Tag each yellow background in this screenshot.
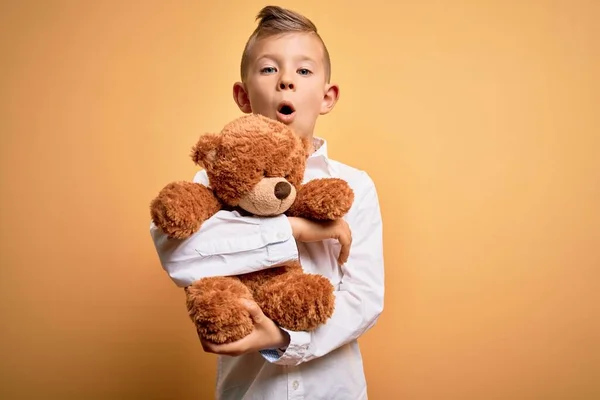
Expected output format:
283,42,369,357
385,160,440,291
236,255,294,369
1,0,599,399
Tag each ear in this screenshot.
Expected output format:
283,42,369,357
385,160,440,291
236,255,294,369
233,82,252,113
191,133,220,169
320,83,340,115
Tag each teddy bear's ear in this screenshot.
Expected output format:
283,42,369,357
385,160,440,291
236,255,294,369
191,133,220,169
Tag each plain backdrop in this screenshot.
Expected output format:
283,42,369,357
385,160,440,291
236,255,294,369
1,0,598,399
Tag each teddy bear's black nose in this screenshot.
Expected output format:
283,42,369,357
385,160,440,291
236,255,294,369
274,182,291,200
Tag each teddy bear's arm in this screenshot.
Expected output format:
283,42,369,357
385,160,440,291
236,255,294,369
286,178,354,221
150,181,222,239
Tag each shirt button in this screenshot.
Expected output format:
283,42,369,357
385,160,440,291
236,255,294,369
292,380,299,390
277,232,286,240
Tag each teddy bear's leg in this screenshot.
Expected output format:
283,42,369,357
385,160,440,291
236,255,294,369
185,276,255,344
246,261,336,332
151,181,221,239
286,178,355,221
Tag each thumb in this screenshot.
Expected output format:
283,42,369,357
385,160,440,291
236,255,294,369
241,299,263,324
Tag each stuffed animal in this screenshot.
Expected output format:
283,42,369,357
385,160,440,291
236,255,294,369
151,114,354,344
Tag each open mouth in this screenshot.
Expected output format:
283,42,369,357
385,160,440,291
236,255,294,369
276,102,296,123
279,104,294,115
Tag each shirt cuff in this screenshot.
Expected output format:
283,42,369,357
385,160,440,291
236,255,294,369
260,329,311,365
259,348,285,362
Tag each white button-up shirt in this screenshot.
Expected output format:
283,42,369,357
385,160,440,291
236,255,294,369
150,138,385,400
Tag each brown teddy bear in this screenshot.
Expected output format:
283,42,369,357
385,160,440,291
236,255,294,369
151,114,354,344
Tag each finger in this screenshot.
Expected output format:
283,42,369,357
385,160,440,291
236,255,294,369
200,339,215,354
338,225,352,264
241,299,264,324
202,336,249,356
338,237,350,265
338,248,348,265
199,336,223,354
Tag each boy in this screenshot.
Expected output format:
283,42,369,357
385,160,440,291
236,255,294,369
151,5,385,399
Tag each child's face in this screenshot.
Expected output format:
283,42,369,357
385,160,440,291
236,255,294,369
234,32,339,139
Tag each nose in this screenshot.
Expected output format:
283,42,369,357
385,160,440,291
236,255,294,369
274,182,291,200
279,81,294,90
278,74,295,90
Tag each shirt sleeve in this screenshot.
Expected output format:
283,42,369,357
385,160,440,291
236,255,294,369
260,172,385,366
150,171,299,287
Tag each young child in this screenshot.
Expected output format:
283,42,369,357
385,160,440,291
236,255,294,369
151,5,385,399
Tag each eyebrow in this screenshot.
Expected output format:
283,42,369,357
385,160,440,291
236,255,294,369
256,54,317,64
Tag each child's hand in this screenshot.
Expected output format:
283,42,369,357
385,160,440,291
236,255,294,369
288,217,352,265
199,300,290,357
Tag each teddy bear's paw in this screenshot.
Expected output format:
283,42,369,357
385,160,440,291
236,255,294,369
288,178,355,220
150,181,221,239
257,273,335,331
185,277,254,344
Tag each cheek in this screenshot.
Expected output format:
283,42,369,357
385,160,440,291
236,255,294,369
303,91,325,113
248,84,273,105
249,96,272,114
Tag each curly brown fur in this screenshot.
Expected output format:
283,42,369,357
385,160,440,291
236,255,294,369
254,269,335,331
287,178,355,220
237,263,303,294
191,114,309,207
236,261,335,331
185,277,255,344
150,181,222,239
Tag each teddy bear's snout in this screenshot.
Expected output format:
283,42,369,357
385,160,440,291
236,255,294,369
238,177,297,216
274,182,292,200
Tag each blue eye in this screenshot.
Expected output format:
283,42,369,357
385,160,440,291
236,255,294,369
297,68,312,76
261,67,277,74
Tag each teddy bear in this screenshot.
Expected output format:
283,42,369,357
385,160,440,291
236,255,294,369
150,114,354,344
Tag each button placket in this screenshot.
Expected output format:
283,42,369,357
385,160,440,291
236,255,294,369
287,368,304,399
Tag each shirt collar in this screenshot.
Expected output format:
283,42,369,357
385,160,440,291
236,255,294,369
308,137,338,176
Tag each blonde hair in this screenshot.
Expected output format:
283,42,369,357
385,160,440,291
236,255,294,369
240,5,331,83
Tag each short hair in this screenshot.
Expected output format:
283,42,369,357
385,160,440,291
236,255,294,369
240,5,331,83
